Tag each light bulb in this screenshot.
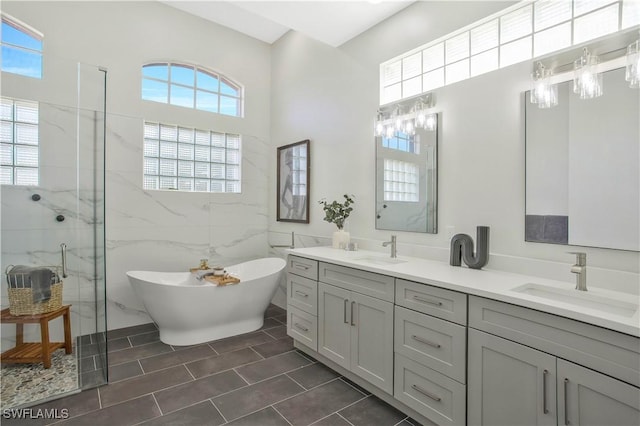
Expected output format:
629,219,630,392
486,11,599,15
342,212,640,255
573,48,602,99
626,40,640,89
425,114,436,131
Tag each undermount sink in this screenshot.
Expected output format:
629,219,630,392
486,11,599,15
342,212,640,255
512,283,639,318
353,256,408,266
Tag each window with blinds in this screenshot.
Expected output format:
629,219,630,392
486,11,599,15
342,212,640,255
143,122,241,193
1,15,42,79
142,63,243,117
380,0,640,105
0,98,39,186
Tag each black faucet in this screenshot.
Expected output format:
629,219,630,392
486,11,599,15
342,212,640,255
450,226,490,270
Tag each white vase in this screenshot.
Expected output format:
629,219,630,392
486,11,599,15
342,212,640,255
332,229,350,249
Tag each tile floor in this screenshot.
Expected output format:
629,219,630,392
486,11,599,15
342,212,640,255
4,305,420,426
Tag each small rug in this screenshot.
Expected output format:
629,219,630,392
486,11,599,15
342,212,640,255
1,349,78,409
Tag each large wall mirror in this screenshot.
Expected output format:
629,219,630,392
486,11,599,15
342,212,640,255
375,116,438,233
525,67,639,251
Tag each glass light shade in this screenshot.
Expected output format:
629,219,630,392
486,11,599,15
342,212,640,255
385,125,395,139
375,120,384,136
424,114,437,131
573,49,603,99
530,62,558,109
404,119,415,135
416,110,427,128
626,40,640,89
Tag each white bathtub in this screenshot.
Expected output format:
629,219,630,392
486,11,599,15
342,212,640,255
127,257,286,346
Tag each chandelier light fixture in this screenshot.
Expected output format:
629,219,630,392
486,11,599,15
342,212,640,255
530,62,557,109
573,47,603,99
625,39,640,89
374,95,437,137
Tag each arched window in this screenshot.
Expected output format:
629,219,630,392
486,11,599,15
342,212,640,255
141,63,243,117
1,15,43,79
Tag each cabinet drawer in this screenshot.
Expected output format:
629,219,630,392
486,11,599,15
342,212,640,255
395,306,466,384
319,262,394,302
396,279,467,325
394,354,466,426
287,274,317,315
287,306,317,351
287,256,318,281
469,295,640,387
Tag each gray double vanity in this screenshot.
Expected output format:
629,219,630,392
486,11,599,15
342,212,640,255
285,247,640,426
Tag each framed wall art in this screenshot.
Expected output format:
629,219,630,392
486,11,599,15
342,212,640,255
277,140,310,223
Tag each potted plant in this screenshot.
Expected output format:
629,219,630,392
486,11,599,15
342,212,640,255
318,194,355,249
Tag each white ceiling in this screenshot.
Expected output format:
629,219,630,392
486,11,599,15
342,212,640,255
161,1,415,47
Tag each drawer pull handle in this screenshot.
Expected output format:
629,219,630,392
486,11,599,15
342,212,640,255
564,378,570,425
295,290,309,298
542,369,549,414
350,301,356,326
411,335,441,348
294,264,310,270
412,295,443,306
294,323,309,332
411,384,441,402
344,299,349,324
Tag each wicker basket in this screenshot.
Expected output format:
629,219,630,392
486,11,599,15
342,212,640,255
8,282,63,316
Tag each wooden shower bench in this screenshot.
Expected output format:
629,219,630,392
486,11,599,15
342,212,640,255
0,305,72,369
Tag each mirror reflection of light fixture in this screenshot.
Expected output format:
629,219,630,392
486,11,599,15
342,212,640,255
530,62,557,109
626,39,640,89
573,47,603,99
374,95,437,137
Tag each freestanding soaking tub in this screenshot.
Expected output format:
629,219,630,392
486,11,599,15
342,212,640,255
127,257,286,345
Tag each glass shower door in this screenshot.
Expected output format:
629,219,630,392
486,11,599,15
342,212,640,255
0,60,107,409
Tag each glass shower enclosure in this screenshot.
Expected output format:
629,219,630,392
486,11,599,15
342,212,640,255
0,60,108,408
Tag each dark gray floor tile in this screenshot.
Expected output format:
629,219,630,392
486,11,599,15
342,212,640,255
403,419,425,426
227,407,290,426
263,325,287,339
235,351,311,384
252,336,295,358
338,396,406,426
154,370,246,414
311,413,352,426
90,331,106,344
140,400,225,426
78,342,101,357
108,341,173,366
213,374,304,421
140,344,215,373
77,335,92,345
80,369,107,388
273,314,287,325
186,347,263,379
58,394,160,426
208,331,274,354
108,360,144,382
99,365,193,407
108,337,132,352
129,330,160,347
260,318,282,330
107,323,157,340
79,355,96,373
287,362,340,390
264,304,286,318
274,379,365,426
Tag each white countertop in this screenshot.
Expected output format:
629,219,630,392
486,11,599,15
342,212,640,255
287,246,640,338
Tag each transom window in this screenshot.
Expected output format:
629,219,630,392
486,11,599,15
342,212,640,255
0,98,39,186
1,15,42,79
381,0,640,104
382,131,420,154
142,63,243,117
143,121,241,193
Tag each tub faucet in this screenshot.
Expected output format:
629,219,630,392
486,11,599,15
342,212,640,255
569,252,587,291
382,235,397,258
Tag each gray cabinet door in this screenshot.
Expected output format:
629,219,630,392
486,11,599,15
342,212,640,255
558,359,640,426
350,291,394,394
468,328,556,426
318,282,351,370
